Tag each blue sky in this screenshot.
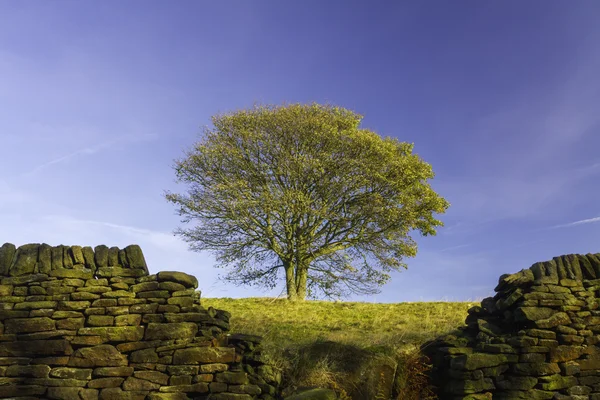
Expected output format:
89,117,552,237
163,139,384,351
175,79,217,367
1,1,599,302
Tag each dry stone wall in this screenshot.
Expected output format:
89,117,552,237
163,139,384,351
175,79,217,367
0,243,279,400
422,253,600,400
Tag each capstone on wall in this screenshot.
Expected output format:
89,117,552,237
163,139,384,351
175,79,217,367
422,253,600,400
0,243,279,400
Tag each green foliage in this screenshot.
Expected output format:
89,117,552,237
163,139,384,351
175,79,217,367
166,103,449,300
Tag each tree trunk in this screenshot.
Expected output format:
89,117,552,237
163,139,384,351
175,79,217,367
295,261,309,301
283,260,298,301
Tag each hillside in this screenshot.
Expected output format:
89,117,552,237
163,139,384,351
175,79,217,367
201,297,473,399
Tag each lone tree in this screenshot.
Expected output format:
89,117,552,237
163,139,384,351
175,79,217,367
165,103,448,301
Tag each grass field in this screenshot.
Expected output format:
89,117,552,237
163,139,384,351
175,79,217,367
201,297,473,398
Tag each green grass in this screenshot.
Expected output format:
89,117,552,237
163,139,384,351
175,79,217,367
202,297,472,353
201,297,473,398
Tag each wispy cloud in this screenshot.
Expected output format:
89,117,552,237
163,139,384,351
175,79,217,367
439,161,600,223
20,133,157,177
551,216,600,229
438,244,471,252
40,215,181,251
28,214,267,298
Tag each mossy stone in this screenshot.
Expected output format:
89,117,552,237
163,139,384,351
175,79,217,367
5,364,51,378
4,317,55,334
144,322,198,340
445,378,495,395
38,244,52,274
124,245,148,273
535,312,571,329
107,247,119,267
10,244,39,276
49,269,93,279
538,374,577,390
68,345,128,367
512,362,560,376
173,346,235,364
0,339,73,356
123,376,160,391
118,250,129,268
157,271,198,289
78,326,144,342
147,393,189,400
0,243,16,276
81,246,96,271
94,245,109,268
514,307,555,322
495,376,537,390
133,370,169,385
70,246,85,265
93,367,134,377
51,245,64,269
50,367,93,380
62,246,74,269
451,353,514,370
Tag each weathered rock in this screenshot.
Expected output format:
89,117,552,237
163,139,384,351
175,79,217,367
0,243,273,400
124,245,148,273
0,243,16,276
38,243,52,274
107,247,120,267
94,245,109,268
157,271,198,289
451,353,516,370
50,367,93,379
134,370,169,385
173,347,236,364
5,364,51,377
10,243,39,276
147,393,190,400
78,326,144,341
514,307,555,322
93,366,134,377
130,348,159,363
145,322,198,340
537,374,577,390
4,317,55,333
68,345,128,367
0,339,73,356
425,251,600,400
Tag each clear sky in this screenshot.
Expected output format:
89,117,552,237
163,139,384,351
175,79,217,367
1,1,599,302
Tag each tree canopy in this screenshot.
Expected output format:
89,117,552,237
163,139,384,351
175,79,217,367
165,103,449,301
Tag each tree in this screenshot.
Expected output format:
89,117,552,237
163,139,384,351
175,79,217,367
165,103,449,301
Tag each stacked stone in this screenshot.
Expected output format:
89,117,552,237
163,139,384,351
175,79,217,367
0,243,277,400
422,253,600,400
226,334,281,399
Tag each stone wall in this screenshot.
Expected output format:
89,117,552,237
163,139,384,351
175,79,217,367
422,253,600,400
0,243,279,400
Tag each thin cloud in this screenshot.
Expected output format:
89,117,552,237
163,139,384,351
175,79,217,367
552,216,600,229
41,215,181,250
439,160,600,224
438,244,472,252
21,133,157,177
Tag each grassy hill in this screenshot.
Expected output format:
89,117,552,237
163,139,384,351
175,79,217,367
201,297,473,399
